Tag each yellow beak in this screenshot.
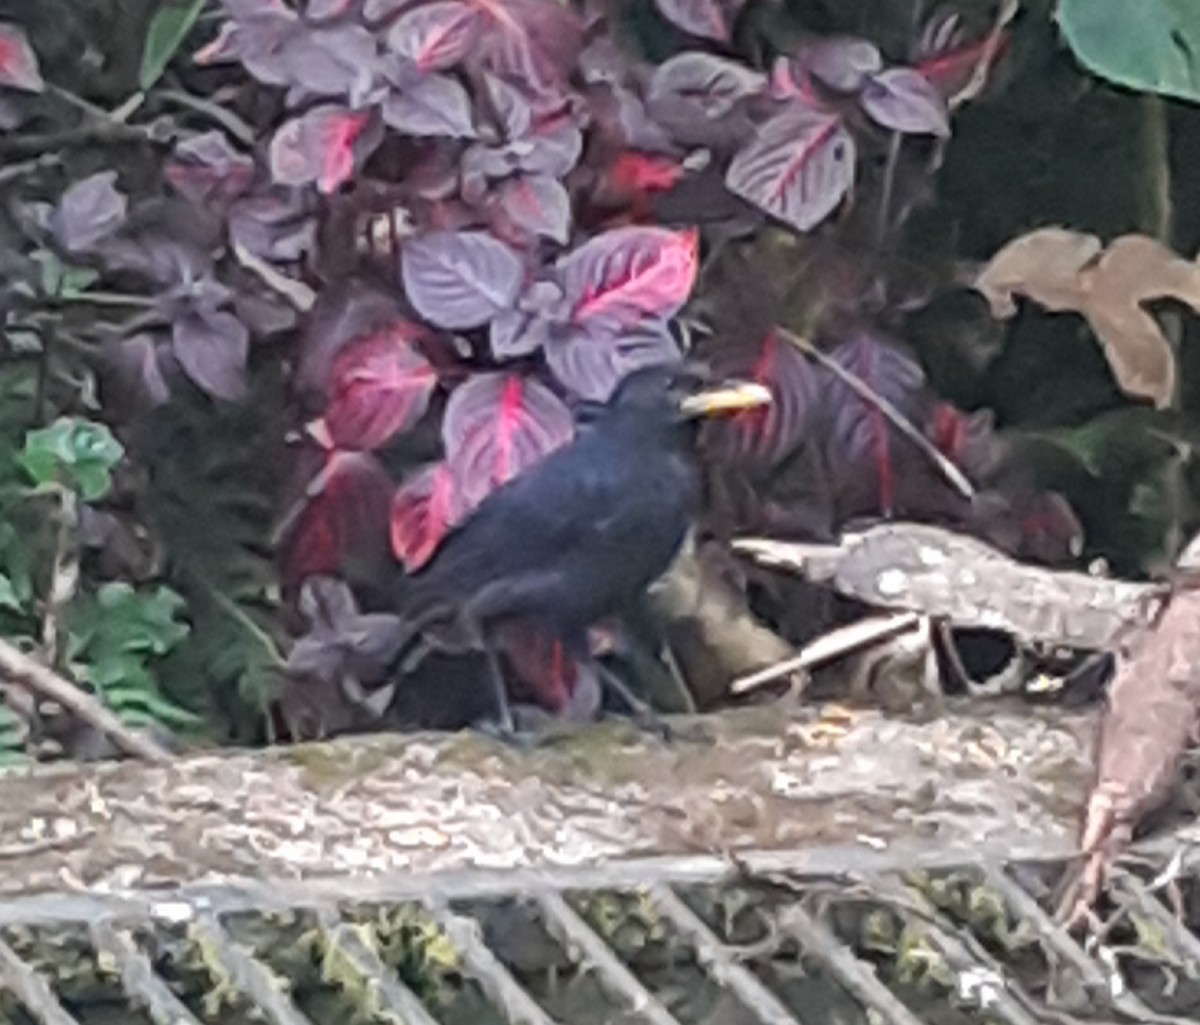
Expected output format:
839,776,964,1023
678,381,773,418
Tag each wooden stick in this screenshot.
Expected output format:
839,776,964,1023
0,638,171,762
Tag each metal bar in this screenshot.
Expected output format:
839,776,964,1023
533,891,683,1025
646,884,809,1025
982,866,1185,1025
88,919,204,1025
424,898,560,1025
771,900,928,1025
877,876,1044,1025
310,905,442,1025
1110,870,1200,968
189,914,315,1025
0,842,1083,928
0,936,80,1025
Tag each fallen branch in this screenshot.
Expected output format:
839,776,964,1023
0,638,171,763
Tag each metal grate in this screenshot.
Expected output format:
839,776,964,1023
2,840,1200,1025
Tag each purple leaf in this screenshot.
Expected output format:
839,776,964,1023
726,103,855,232
306,0,360,18
99,334,172,411
493,174,571,245
281,23,377,102
482,73,533,138
0,22,44,92
388,1,480,71
795,36,882,92
363,0,422,18
269,106,379,194
172,308,250,401
472,0,582,96
49,172,128,253
442,372,574,511
165,131,256,204
316,322,438,450
556,226,699,330
229,190,318,263
401,230,524,329
383,72,476,137
860,68,950,137
648,52,767,119
652,0,736,42
545,321,681,403
489,307,554,360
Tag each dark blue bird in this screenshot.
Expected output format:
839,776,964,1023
390,363,770,730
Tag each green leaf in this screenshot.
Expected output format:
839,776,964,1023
0,575,22,613
140,0,207,90
1057,0,1200,103
20,417,124,499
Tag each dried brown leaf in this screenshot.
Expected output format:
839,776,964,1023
975,230,1200,408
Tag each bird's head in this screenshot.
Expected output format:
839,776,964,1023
608,363,772,425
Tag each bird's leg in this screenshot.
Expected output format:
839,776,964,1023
593,660,673,742
480,642,517,737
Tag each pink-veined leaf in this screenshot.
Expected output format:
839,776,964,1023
726,103,855,232
470,0,582,95
442,372,574,511
821,331,926,515
172,307,250,401
388,0,480,71
313,323,438,450
705,329,818,467
600,152,685,204
269,105,378,194
390,462,462,570
383,72,476,138
0,22,44,92
544,320,682,403
860,68,950,137
917,20,1012,105
401,230,524,330
279,449,393,586
493,174,571,245
556,226,699,330
652,0,732,42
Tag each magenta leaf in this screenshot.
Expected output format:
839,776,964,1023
794,36,882,92
172,308,250,401
652,0,732,42
821,332,926,513
390,462,463,570
165,131,256,204
269,106,378,194
0,22,42,92
493,174,571,245
49,172,129,253
279,450,393,586
442,372,574,511
648,52,766,120
315,323,439,450
388,1,480,71
544,321,681,403
726,104,855,232
706,330,818,466
556,226,699,331
383,72,476,138
860,68,950,137
401,230,524,330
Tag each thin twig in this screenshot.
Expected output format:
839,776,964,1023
0,638,171,762
776,327,975,500
731,612,922,695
